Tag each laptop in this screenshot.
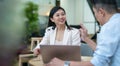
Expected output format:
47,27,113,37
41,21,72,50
40,45,81,64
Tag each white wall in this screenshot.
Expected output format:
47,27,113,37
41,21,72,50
61,0,84,25
31,0,55,16
60,0,97,34
83,0,96,34
75,0,84,25
83,0,95,22
60,0,75,25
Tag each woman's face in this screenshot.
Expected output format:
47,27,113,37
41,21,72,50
50,9,66,26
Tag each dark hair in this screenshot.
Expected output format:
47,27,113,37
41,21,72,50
91,0,118,14
47,6,71,30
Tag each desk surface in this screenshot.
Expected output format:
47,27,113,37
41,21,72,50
28,55,92,66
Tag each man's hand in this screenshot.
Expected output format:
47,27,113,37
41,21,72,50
79,24,89,42
45,57,64,66
80,24,96,50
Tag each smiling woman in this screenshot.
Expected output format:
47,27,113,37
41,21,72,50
33,6,81,56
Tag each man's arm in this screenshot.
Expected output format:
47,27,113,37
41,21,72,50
83,37,96,51
45,58,94,66
80,24,96,51
70,61,93,66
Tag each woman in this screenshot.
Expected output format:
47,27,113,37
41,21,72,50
33,6,81,55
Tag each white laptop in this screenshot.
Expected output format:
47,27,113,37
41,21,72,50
40,45,81,64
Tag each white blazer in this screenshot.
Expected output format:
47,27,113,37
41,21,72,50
34,26,81,49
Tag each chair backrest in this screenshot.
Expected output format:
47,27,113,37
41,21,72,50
30,37,42,51
80,43,93,56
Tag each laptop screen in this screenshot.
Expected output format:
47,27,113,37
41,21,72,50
40,45,81,64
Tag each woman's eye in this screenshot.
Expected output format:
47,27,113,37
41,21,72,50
56,14,59,17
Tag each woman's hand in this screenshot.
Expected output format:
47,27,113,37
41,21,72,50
45,57,64,66
33,48,40,56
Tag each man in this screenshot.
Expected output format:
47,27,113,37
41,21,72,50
46,0,120,66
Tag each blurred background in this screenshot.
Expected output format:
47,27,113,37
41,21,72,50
0,0,120,66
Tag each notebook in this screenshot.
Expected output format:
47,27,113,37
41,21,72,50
40,45,81,64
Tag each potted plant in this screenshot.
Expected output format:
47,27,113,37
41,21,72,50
24,1,40,44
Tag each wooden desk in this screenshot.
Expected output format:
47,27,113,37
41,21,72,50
28,55,92,66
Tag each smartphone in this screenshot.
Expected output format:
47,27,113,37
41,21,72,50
70,25,81,29
79,25,82,28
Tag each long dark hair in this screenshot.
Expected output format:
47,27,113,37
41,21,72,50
47,6,71,30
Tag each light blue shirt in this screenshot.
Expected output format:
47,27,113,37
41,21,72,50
91,13,120,66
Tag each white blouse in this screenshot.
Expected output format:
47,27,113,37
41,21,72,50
55,40,63,45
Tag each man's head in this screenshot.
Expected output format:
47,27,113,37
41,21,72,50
91,0,118,25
